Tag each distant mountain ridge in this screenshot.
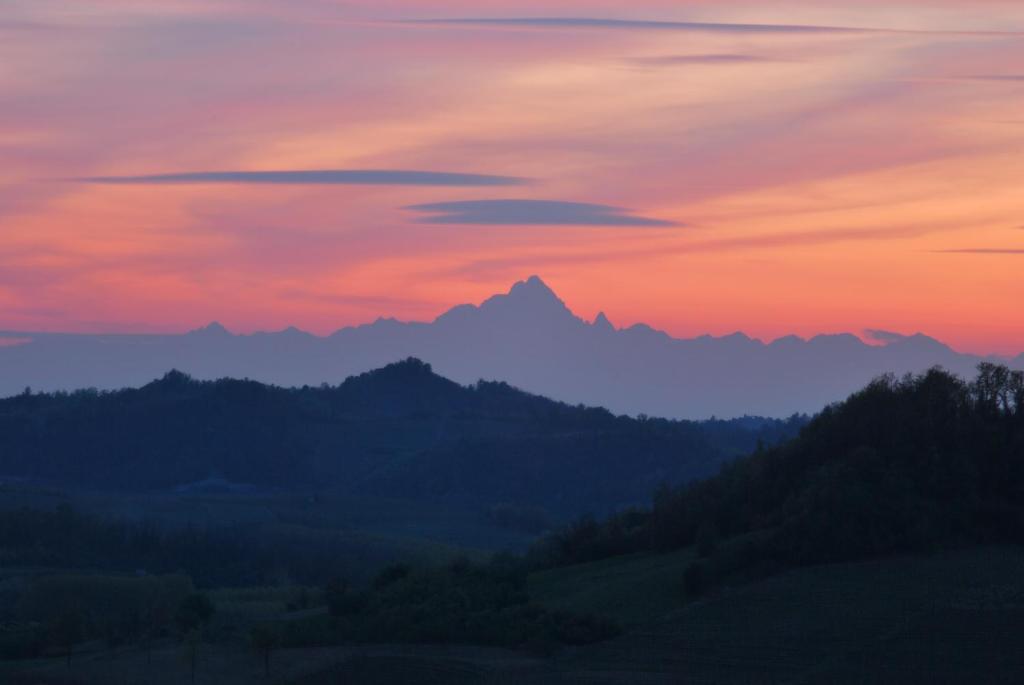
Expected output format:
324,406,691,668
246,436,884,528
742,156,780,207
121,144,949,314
1,276,1018,418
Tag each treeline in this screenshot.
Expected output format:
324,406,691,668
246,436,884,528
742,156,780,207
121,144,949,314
1,574,197,660
533,364,1024,589
0,504,365,587
0,512,616,668
1,536,615,674
281,558,618,653
0,359,803,516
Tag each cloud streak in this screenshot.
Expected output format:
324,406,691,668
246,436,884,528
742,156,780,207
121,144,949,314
864,329,908,344
404,17,1024,37
440,221,958,282
73,170,529,187
933,248,1024,254
405,199,676,227
632,54,785,66
406,17,873,34
968,75,1024,82
0,337,31,348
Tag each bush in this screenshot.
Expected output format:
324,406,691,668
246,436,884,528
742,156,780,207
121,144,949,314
325,578,365,617
176,593,215,634
696,521,719,559
284,561,621,650
372,563,412,590
17,574,192,652
682,561,711,598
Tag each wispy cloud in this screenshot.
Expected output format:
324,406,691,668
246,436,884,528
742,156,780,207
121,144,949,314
968,75,1024,82
72,170,529,186
406,17,871,35
0,21,51,33
632,54,785,67
404,17,1023,37
933,248,1024,254
0,337,32,348
405,199,676,227
279,288,436,312
441,221,955,281
864,329,908,344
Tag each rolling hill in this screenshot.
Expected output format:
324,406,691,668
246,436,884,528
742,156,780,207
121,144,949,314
0,358,799,518
537,363,1024,584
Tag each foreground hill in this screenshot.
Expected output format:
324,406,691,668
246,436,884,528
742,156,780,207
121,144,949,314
514,363,1024,682
3,366,1022,684
3,277,1018,417
6,547,1023,684
529,546,1024,684
540,363,1024,580
0,358,798,518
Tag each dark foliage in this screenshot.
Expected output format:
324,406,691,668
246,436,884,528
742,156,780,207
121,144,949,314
537,365,1024,584
288,558,619,651
486,503,553,535
0,359,803,517
2,574,192,660
248,623,280,678
0,504,372,586
175,593,214,633
324,578,364,617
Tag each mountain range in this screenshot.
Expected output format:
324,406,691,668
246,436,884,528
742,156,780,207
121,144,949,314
1,276,1019,418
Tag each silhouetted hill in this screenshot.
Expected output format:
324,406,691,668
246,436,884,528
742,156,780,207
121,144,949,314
0,359,801,517
2,277,1019,418
540,363,1024,575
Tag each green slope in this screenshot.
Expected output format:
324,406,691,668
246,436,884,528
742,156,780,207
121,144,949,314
531,546,1024,684
529,549,694,627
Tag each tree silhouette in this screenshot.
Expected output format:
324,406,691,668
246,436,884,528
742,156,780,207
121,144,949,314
249,624,279,678
181,628,201,685
176,593,214,634
537,364,1024,588
176,593,214,685
50,609,82,669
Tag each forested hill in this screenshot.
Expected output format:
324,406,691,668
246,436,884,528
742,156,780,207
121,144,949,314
540,363,1024,577
0,359,802,517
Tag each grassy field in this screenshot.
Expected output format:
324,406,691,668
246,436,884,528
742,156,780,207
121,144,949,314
4,546,1024,684
528,549,695,627
551,546,1024,684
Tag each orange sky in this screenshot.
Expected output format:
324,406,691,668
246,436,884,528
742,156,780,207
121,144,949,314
2,1,1023,354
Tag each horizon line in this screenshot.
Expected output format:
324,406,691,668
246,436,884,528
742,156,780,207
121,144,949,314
1,277,1019,359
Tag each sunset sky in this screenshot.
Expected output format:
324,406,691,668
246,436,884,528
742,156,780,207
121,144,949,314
2,1,1023,354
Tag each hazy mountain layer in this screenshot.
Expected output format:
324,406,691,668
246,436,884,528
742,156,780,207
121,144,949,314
1,276,1017,418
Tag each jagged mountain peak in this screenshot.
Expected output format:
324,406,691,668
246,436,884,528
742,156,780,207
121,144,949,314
500,275,568,309
187,321,231,337
861,330,954,354
436,275,578,326
508,274,555,296
894,332,953,353
3,278,1019,418
593,311,615,332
